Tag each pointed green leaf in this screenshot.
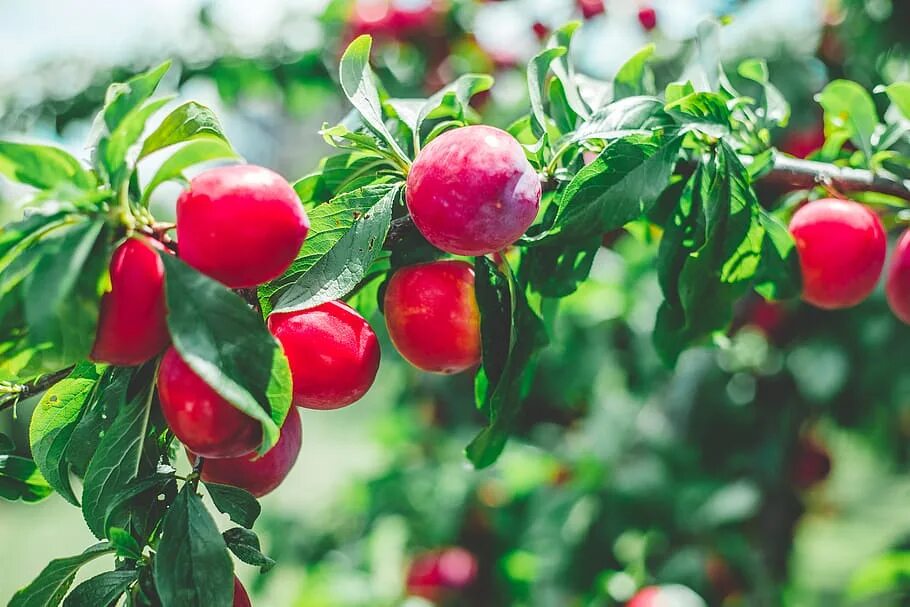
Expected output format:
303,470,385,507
544,132,682,242
160,254,291,454
223,527,276,573
81,385,153,538
884,82,910,121
0,455,52,502
140,138,239,204
9,542,114,607
101,61,171,132
818,80,879,162
270,184,399,313
139,101,230,158
205,482,261,529
613,44,656,100
154,485,234,607
24,220,109,372
338,36,409,164
29,362,105,506
0,142,94,190
62,570,138,607
467,260,547,468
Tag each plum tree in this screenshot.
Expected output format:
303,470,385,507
406,125,541,255
177,165,310,288
158,347,262,458
2,23,909,607
191,409,302,497
91,237,169,366
268,301,380,410
384,260,481,374
788,198,886,309
886,229,910,324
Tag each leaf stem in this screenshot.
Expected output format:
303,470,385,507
188,456,205,491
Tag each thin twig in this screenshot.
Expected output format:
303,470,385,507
0,366,74,412
753,154,910,200
189,456,205,490
236,288,262,313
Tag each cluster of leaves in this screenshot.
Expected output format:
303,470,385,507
272,27,804,471
0,65,285,606
254,261,910,606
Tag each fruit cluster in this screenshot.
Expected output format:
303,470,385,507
788,197,910,322
87,123,540,506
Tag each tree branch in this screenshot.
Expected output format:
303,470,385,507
382,152,910,248
751,154,910,200
0,366,74,412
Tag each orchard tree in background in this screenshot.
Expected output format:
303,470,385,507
0,17,908,607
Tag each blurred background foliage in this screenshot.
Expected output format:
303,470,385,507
1,0,910,605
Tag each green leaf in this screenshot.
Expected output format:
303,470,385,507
665,92,731,137
548,78,577,134
0,432,13,454
754,209,801,300
519,236,600,297
153,485,234,607
293,152,393,207
62,570,138,607
140,138,239,205
223,527,276,573
665,81,695,105
817,80,879,162
139,101,230,158
654,144,764,364
848,551,910,601
884,82,910,121
543,132,683,242
81,383,153,539
569,96,670,143
467,261,548,468
0,204,75,263
613,44,656,100
100,61,171,132
737,58,790,128
99,96,173,187
107,527,143,560
9,542,114,607
546,22,590,120
66,367,135,477
160,254,292,454
527,46,567,138
270,184,399,313
415,74,494,141
473,258,511,390
0,455,52,502
101,473,177,535
24,220,110,373
0,142,94,190
29,362,105,506
338,36,409,164
205,482,261,529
